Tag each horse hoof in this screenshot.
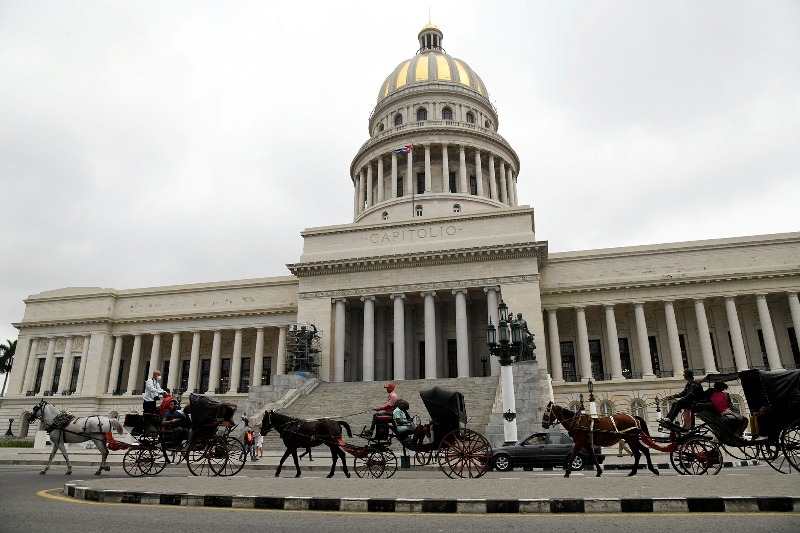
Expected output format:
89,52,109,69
103,465,110,471
345,473,351,478
596,471,602,477
94,471,102,476
295,472,302,478
39,471,46,475
274,472,280,478
326,473,334,478
652,469,660,476
627,471,637,477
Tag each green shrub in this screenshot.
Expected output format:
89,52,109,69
0,439,34,448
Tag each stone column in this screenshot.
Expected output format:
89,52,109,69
391,294,406,381
756,294,783,370
484,287,501,376
167,332,181,392
453,289,470,377
126,334,142,394
422,291,437,379
633,303,655,378
362,296,376,381
357,170,365,214
424,144,431,193
604,305,624,380
21,338,39,395
441,143,449,192
693,298,717,373
664,301,684,375
57,337,74,393
458,145,467,193
391,153,398,198
229,329,243,394
547,309,564,382
474,149,484,196
38,337,57,393
376,304,387,380
253,327,265,386
488,153,497,200
376,157,384,203
75,335,90,393
276,325,287,376
406,149,413,196
333,299,346,383
365,163,373,208
149,333,162,379
499,160,508,204
507,167,516,206
186,331,201,393
788,292,800,356
575,307,591,382
353,177,358,218
106,336,123,394
724,296,748,371
207,330,222,394
404,304,414,379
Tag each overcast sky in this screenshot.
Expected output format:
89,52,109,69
1,1,798,345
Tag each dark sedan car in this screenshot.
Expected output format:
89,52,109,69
492,430,605,471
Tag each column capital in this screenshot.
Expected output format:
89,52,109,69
332,298,347,304
360,295,376,302
458,144,465,152
544,307,559,314
755,293,768,300
441,142,449,148
723,295,738,302
693,297,706,304
573,305,586,312
423,143,430,149
420,291,437,298
390,293,406,300
451,289,468,297
632,301,646,308
786,291,798,298
603,304,615,311
483,286,500,294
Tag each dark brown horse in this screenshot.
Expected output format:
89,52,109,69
260,410,352,478
542,401,660,478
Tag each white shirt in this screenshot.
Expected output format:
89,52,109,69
142,377,164,401
256,434,263,446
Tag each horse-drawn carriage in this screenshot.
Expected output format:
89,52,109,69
347,386,493,479
122,393,246,477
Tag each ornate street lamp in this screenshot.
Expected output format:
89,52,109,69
4,418,13,437
486,300,536,445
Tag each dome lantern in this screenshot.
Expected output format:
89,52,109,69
418,24,444,53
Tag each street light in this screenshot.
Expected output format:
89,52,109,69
486,301,536,445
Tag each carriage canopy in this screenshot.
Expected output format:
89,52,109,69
419,386,467,427
188,393,237,430
703,368,800,413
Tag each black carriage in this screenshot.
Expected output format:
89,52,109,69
121,393,246,477
647,368,800,475
348,386,492,478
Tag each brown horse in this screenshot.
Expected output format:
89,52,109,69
542,402,660,478
260,410,352,478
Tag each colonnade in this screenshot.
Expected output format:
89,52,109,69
353,143,518,216
15,335,90,396
546,292,800,384
331,286,503,382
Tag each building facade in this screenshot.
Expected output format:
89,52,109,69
3,25,800,436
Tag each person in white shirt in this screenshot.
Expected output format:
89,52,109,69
142,370,164,414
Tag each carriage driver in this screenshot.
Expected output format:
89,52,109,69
359,382,398,438
142,370,165,415
659,369,705,428
161,399,191,445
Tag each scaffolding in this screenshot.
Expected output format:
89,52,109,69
284,322,322,375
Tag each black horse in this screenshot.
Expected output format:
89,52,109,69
260,410,352,478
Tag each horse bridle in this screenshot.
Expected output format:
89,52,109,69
542,402,561,429
28,399,47,422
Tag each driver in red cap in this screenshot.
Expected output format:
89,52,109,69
359,382,398,438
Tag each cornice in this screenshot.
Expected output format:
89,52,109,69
298,274,540,300
288,241,546,277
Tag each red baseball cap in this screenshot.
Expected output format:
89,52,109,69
384,382,395,389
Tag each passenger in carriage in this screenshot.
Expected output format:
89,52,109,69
710,382,748,437
392,399,430,446
162,399,191,445
158,389,174,416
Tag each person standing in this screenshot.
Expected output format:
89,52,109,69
245,429,256,461
142,370,165,415
255,430,263,460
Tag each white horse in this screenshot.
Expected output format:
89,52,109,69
28,399,124,475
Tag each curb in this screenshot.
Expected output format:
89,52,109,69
62,483,799,514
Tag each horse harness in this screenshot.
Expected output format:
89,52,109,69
33,400,114,445
546,403,639,447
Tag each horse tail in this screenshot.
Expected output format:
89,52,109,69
634,416,651,437
338,420,352,437
110,419,125,435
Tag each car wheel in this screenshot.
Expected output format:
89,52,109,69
493,454,513,472
567,455,584,471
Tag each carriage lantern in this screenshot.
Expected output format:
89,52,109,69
587,379,598,419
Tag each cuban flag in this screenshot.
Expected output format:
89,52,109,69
393,145,412,154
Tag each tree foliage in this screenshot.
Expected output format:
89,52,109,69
0,339,16,374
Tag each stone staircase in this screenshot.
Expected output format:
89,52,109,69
256,377,499,453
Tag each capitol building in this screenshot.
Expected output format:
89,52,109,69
3,24,800,438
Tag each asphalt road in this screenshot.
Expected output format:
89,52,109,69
2,465,800,533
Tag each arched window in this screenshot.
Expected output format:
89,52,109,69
599,401,614,417
415,205,423,217
441,107,453,120
485,120,491,129
465,111,475,124
730,395,745,415
631,400,646,421
416,108,428,121
568,401,582,414
453,204,461,213
394,114,403,126
382,211,389,221
379,123,385,132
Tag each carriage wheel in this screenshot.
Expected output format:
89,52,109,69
414,449,433,466
759,443,793,474
437,429,492,479
678,436,721,475
122,448,151,477
216,437,246,477
381,450,398,479
147,449,167,475
353,451,386,478
779,418,800,473
187,436,227,476
669,449,688,475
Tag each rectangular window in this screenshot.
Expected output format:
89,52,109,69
199,359,211,393
679,334,689,370
560,341,577,382
69,357,81,392
589,339,604,379
180,360,191,392
219,358,231,393
416,172,425,194
161,360,170,390
51,357,63,392
447,339,457,378
262,356,272,386
397,176,404,197
449,172,456,193
756,330,770,368
239,357,251,392
469,175,477,195
34,358,45,394
418,341,426,379
648,336,661,375
619,338,632,378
